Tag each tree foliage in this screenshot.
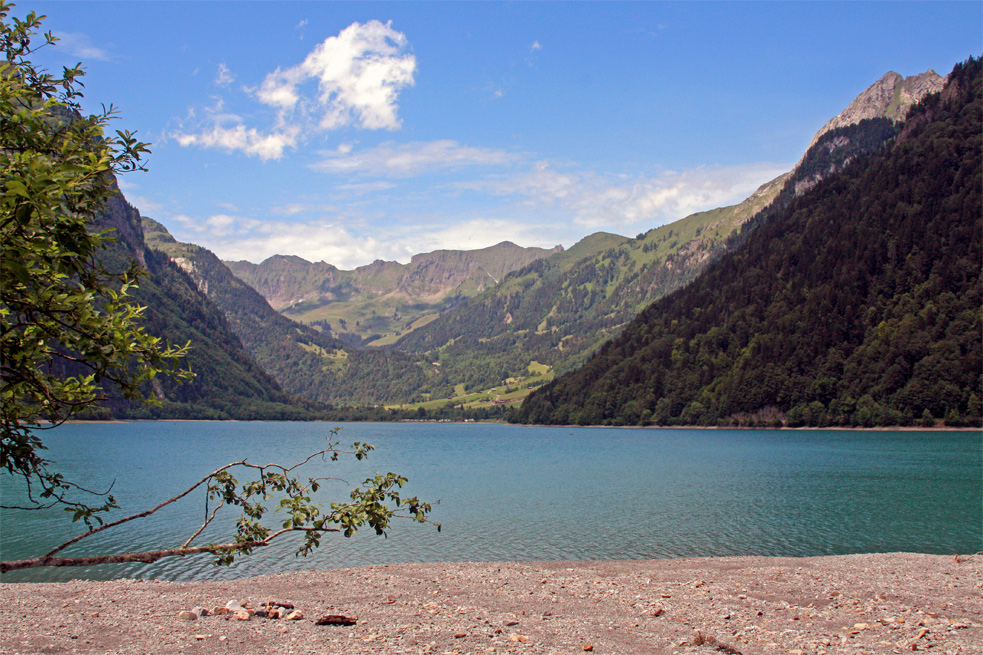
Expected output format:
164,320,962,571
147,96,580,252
0,3,190,523
0,430,438,572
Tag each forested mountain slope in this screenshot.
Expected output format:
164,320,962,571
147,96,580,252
394,118,903,396
514,57,982,428
143,219,449,405
90,196,317,419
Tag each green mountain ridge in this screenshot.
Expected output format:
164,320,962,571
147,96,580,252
513,57,982,428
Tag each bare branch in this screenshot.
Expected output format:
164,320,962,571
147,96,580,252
0,526,343,573
182,503,221,549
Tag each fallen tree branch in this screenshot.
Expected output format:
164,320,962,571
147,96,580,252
0,527,341,572
1,431,439,572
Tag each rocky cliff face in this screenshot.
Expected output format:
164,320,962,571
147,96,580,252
789,70,943,197
806,70,944,152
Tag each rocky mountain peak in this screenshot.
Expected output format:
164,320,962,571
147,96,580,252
806,69,944,152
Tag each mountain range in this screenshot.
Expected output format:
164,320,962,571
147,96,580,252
513,58,980,427
82,63,977,427
226,241,561,347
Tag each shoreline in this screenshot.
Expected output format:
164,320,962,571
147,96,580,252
2,553,979,654
60,418,983,431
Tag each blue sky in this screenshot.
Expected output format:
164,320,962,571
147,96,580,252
23,1,982,268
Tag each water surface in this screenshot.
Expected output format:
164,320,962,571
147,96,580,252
1,422,979,582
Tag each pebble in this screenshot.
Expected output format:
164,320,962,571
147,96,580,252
177,611,197,621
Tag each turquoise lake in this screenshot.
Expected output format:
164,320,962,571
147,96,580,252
1,422,980,583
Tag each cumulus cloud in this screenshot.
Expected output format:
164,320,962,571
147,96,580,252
204,222,396,269
312,140,518,177
256,19,415,130
175,20,415,160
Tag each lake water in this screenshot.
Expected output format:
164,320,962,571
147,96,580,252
1,422,980,583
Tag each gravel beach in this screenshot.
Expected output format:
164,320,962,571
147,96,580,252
1,553,980,655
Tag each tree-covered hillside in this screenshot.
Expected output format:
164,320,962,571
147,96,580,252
393,117,903,398
144,219,449,405
89,196,320,420
514,57,982,428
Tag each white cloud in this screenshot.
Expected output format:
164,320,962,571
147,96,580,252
176,20,415,160
205,222,395,269
53,32,113,61
313,140,518,177
128,195,165,215
406,218,560,255
271,202,340,216
335,181,397,195
256,19,416,131
531,41,542,52
458,161,790,229
175,123,301,161
187,215,563,270
215,63,235,87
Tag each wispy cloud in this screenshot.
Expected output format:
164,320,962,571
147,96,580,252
128,195,165,215
335,181,397,195
215,63,235,87
54,32,113,61
271,202,340,216
174,20,415,160
458,161,790,229
312,140,519,177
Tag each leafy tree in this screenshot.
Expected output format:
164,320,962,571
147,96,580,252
0,4,436,571
1,3,190,524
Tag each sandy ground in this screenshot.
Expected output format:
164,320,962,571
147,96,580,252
0,553,980,655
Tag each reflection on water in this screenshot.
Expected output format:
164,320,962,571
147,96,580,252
1,422,980,582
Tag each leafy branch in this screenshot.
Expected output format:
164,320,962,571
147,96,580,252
0,429,440,573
